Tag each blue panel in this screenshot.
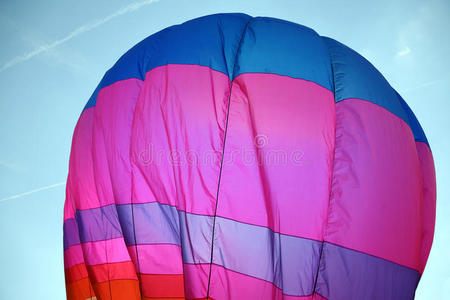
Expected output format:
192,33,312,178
395,91,429,146
323,37,429,146
82,14,429,149
234,17,333,91
84,13,251,110
323,37,407,118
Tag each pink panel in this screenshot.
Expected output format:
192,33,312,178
64,244,84,269
209,264,318,299
183,263,209,299
63,186,75,221
67,108,99,210
130,64,231,215
80,238,131,266
325,99,422,270
127,244,183,274
416,141,436,273
311,294,327,300
94,79,143,206
216,73,335,240
66,79,143,211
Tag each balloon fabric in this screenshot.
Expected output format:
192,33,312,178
63,13,436,300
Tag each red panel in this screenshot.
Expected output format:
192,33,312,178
87,261,138,283
140,273,186,298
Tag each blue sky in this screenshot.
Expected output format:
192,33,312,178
0,0,448,298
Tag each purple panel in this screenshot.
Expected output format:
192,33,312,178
315,242,420,299
63,218,80,250
214,216,321,296
75,204,123,243
64,202,422,297
116,202,180,246
63,201,323,296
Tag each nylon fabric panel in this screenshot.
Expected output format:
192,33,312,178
127,244,184,274
93,78,143,206
128,63,231,297
129,64,230,214
215,73,335,240
323,99,422,271
416,141,437,273
208,264,327,299
234,17,333,90
65,277,94,300
64,244,84,269
84,13,251,110
315,243,420,300
323,37,428,145
183,263,210,299
66,108,99,210
76,238,131,266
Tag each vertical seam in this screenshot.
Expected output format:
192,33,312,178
90,106,114,299
312,38,337,295
129,79,146,298
206,18,253,299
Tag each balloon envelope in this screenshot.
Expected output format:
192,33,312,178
63,13,436,300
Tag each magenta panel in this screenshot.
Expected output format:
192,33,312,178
127,244,183,274
64,244,84,269
79,238,131,266
93,78,143,206
416,141,436,273
129,64,231,215
216,73,335,240
325,99,422,270
66,108,99,211
65,78,144,212
209,264,321,299
183,263,209,299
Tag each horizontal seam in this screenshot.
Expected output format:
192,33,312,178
336,97,428,145
83,63,335,112
65,238,421,274
186,262,315,297
324,240,421,273
66,201,324,243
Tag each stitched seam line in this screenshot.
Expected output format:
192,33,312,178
312,38,337,295
206,18,252,299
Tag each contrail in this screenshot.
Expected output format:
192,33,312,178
0,181,65,203
0,0,159,72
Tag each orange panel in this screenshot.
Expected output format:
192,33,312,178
92,279,140,299
66,277,95,300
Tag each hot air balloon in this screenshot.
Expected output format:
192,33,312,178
63,13,436,300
